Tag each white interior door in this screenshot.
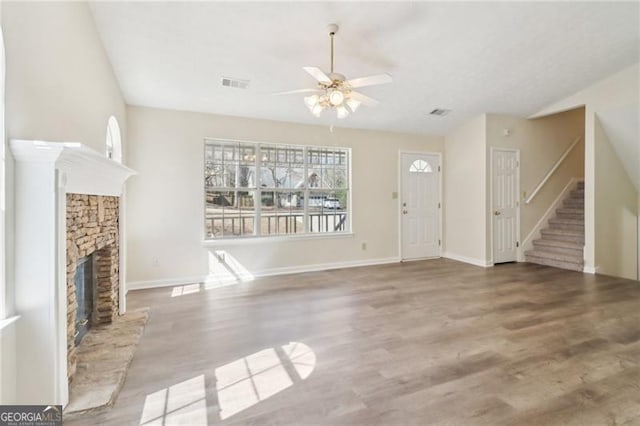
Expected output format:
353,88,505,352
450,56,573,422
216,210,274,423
401,153,441,260
492,149,519,263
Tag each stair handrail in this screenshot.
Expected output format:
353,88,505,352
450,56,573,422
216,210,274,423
525,135,583,204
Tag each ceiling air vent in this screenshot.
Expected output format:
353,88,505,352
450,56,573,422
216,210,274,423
221,77,250,89
429,108,451,116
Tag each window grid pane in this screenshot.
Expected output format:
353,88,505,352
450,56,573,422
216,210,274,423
205,140,349,239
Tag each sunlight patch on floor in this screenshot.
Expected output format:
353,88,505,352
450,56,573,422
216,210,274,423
203,250,255,290
139,375,207,425
216,342,316,420
170,283,201,297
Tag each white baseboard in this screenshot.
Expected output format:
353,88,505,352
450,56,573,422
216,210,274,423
127,275,206,291
443,252,492,268
519,177,583,261
583,265,599,274
127,256,401,291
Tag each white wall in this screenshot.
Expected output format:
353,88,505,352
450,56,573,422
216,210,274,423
532,64,640,271
0,0,12,406
126,106,443,286
443,114,488,265
2,1,127,404
531,63,639,277
594,117,638,279
486,108,585,256
444,109,585,267
3,2,126,152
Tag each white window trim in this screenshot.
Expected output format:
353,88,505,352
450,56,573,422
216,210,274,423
0,25,6,320
202,231,355,246
203,138,352,241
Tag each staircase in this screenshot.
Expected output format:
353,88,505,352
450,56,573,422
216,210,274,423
525,181,584,272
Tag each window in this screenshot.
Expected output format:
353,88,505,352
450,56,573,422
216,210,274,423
105,116,122,163
409,159,432,173
204,139,350,239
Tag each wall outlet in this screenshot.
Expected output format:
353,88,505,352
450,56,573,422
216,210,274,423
361,242,367,250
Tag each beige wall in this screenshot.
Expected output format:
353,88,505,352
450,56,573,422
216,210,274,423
2,0,128,308
3,1,126,153
443,114,488,265
1,1,126,403
594,117,638,280
531,63,639,275
126,106,443,285
486,108,585,254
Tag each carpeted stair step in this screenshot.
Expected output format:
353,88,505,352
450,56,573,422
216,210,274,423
525,252,583,272
532,239,583,257
563,199,584,208
541,228,585,244
569,189,584,198
525,181,585,273
556,207,584,219
548,217,584,232
524,248,582,264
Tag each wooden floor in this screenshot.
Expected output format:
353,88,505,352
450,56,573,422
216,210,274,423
68,259,640,425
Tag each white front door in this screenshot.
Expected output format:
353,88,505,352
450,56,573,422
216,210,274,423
401,153,441,260
492,148,519,263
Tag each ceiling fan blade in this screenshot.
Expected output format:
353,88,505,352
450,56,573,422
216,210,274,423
273,88,322,96
303,66,331,83
346,73,392,88
350,91,380,106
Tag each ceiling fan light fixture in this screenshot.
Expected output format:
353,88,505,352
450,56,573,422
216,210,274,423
328,89,345,106
312,104,323,117
346,97,361,112
276,23,391,120
336,105,349,119
304,94,319,108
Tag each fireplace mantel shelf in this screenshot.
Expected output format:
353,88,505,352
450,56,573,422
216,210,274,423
10,139,136,196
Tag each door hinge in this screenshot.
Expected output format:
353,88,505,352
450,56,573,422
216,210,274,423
516,201,519,207
438,202,441,208
439,239,441,246
516,241,519,248
438,165,441,172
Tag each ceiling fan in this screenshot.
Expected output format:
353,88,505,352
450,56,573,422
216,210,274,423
276,23,392,119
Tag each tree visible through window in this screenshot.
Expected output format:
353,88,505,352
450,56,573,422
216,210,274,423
204,139,350,239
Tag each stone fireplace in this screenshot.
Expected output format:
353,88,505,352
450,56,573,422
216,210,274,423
10,139,135,406
66,194,120,380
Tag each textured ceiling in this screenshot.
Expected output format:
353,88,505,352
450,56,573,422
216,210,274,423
89,2,639,135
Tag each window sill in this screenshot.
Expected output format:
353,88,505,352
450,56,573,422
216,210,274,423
202,232,355,246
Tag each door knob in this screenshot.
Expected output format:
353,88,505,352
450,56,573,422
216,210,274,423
494,211,501,216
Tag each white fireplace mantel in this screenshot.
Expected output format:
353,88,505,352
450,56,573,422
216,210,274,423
10,139,136,406
11,139,136,196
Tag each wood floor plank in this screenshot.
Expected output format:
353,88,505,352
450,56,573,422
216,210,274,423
66,259,640,425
